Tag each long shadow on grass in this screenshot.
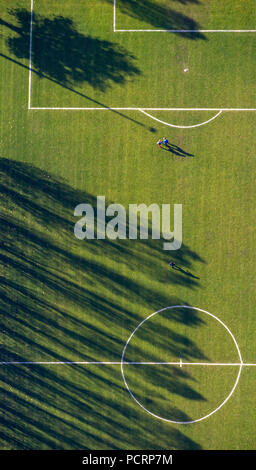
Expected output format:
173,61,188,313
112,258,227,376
162,143,195,158
0,158,207,449
104,0,206,39
2,9,140,91
0,9,155,131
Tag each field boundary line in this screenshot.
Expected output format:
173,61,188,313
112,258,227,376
28,0,34,109
113,0,116,32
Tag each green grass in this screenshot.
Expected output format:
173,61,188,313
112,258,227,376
0,0,255,450
114,0,256,31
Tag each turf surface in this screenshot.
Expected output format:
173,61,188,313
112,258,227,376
0,0,255,450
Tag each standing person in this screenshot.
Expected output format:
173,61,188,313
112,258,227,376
169,261,176,268
163,137,169,146
157,139,163,148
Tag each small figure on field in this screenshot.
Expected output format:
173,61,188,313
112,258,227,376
169,261,176,268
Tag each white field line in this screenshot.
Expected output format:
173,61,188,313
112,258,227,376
28,0,34,109
29,108,256,111
115,29,256,33
113,0,116,32
0,361,255,366
29,2,256,112
139,108,223,128
120,305,245,426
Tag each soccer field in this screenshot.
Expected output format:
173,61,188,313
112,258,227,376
0,0,256,451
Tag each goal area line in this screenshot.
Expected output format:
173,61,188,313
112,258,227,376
115,29,256,33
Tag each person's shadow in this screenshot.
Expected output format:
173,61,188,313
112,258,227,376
171,264,200,279
163,143,195,157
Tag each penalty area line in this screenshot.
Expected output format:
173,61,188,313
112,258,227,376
28,107,256,111
139,108,223,128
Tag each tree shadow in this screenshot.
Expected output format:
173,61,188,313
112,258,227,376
0,9,159,132
0,157,208,449
0,50,155,132
173,0,201,3
0,358,202,450
105,0,207,39
3,9,140,92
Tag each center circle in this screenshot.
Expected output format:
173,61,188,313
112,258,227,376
121,306,243,424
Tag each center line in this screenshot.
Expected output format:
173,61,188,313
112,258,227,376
0,361,255,366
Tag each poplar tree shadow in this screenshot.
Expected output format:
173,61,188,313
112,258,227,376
104,0,207,40
0,157,208,449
